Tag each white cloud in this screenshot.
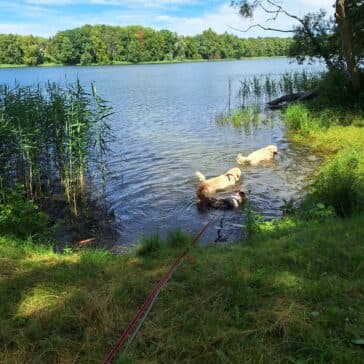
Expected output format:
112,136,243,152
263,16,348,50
1,0,335,37
154,3,296,37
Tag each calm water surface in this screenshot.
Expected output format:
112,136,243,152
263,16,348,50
0,58,323,245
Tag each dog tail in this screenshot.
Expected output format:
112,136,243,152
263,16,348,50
236,153,248,165
195,170,206,181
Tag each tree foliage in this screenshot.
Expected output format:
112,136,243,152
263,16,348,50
0,25,292,66
231,0,363,91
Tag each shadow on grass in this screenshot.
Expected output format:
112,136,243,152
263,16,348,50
1,215,363,363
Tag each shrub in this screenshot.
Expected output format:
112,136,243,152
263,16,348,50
317,69,352,105
0,185,49,237
311,152,363,216
296,201,336,222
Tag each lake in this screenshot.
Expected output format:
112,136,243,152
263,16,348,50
0,58,324,245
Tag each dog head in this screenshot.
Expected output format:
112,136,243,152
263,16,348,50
229,167,242,181
267,145,278,157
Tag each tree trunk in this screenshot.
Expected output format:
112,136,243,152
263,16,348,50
335,0,361,93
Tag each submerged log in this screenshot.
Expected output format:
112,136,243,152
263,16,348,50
267,89,318,109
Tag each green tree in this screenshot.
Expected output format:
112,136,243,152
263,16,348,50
231,0,363,92
21,36,44,66
126,39,141,63
0,24,295,66
0,35,23,64
50,33,77,64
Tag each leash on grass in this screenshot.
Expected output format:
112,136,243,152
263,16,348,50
101,213,219,364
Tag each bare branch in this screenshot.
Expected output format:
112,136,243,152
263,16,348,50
228,23,294,33
266,0,303,24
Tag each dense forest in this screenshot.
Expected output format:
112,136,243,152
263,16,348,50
0,25,292,66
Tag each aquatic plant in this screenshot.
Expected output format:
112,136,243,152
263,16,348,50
215,105,260,129
0,81,113,216
237,70,321,106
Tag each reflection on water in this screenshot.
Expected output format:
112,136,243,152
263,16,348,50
0,58,323,245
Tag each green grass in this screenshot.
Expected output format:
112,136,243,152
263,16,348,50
284,102,364,217
135,234,163,257
0,214,363,363
0,64,27,68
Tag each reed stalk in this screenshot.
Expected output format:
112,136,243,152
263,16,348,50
0,80,113,217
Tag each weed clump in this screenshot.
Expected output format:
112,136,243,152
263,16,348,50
136,229,192,256
166,229,191,248
284,104,311,131
216,106,260,128
311,152,363,216
136,234,163,256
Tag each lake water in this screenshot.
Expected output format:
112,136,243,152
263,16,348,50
0,58,324,246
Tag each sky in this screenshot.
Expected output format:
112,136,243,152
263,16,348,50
0,0,334,38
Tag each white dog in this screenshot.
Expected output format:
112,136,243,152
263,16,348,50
236,145,278,166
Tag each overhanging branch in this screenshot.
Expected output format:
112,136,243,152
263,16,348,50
228,24,294,33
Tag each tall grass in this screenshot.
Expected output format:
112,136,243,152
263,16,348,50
238,70,321,106
311,152,363,216
0,81,112,216
284,104,311,131
283,102,364,217
216,70,320,128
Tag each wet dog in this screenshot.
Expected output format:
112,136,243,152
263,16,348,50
204,190,246,209
195,167,241,200
236,145,278,166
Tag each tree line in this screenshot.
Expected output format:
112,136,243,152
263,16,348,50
0,25,292,66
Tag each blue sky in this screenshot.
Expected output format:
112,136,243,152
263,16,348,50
1,0,333,37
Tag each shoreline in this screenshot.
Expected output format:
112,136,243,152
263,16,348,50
0,56,287,69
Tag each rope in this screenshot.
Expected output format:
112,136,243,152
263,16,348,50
102,214,218,364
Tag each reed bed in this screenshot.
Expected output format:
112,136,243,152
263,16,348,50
215,105,260,129
0,81,112,216
216,70,321,128
238,70,321,106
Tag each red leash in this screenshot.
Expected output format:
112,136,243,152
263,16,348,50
102,214,218,364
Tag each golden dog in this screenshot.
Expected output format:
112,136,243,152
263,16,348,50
236,145,278,166
195,167,241,200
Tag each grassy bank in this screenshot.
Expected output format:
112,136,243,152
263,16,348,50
284,102,364,217
1,212,363,363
